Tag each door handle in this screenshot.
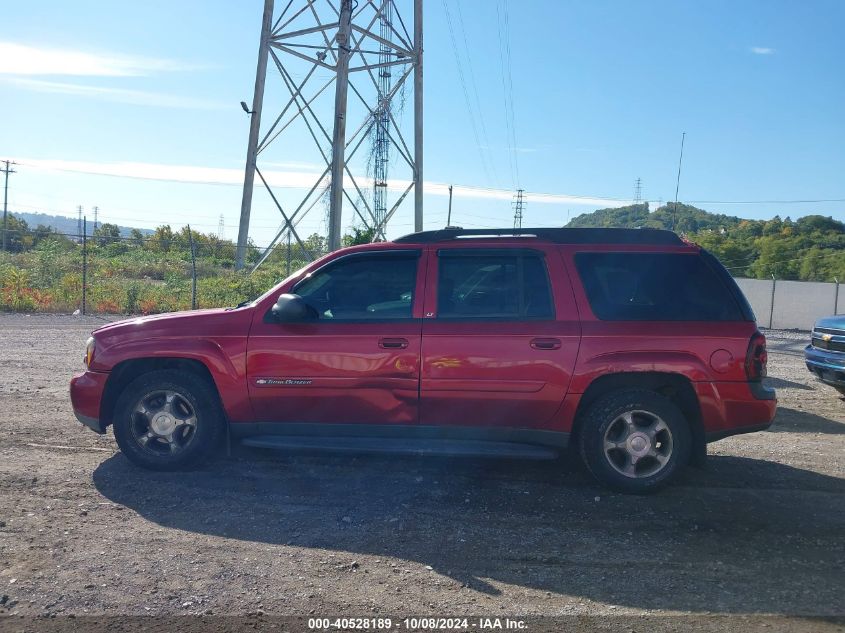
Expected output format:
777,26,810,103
530,338,561,350
379,337,409,349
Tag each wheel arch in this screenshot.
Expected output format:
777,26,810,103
571,372,706,466
100,357,222,428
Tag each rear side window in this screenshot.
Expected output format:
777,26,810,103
575,252,743,321
437,250,554,319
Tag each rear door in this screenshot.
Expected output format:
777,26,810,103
419,244,580,429
247,249,426,425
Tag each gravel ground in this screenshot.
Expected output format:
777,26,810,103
0,314,843,631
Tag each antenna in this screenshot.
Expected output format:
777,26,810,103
634,177,642,204
512,189,525,229
447,185,454,227
672,132,686,231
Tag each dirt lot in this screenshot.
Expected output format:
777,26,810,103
0,313,843,630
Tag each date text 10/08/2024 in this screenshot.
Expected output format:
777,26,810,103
307,617,528,630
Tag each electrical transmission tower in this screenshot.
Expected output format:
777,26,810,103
235,0,424,271
512,189,525,229
634,178,642,204
217,214,226,240
93,206,99,230
77,206,83,240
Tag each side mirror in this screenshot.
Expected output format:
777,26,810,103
271,293,318,322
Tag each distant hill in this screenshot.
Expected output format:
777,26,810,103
566,202,744,234
10,211,154,238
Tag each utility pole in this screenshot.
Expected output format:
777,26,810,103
672,132,686,232
93,206,99,231
235,0,274,270
447,185,454,227
513,189,525,229
2,160,17,251
328,0,354,252
634,178,642,204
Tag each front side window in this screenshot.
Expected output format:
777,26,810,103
437,250,554,319
575,252,743,321
294,253,418,320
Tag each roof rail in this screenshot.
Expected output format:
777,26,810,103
393,227,683,245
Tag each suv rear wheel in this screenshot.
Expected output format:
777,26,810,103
113,370,224,470
578,389,691,494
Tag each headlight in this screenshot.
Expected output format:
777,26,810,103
85,336,95,367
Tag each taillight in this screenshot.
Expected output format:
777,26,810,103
745,331,768,381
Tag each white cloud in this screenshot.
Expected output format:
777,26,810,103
4,77,226,110
16,157,632,207
750,46,775,55
0,41,198,76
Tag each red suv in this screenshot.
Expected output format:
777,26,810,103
70,227,776,493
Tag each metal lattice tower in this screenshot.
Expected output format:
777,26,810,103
235,0,423,271
217,214,226,240
77,206,83,240
634,178,642,204
513,188,525,229
371,0,394,233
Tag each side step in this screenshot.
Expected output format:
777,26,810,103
241,435,559,460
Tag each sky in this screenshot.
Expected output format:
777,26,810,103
2,0,844,246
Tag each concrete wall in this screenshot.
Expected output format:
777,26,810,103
734,277,842,331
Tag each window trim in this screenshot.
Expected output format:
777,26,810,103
270,249,422,324
434,248,556,321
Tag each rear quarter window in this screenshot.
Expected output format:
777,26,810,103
574,252,743,321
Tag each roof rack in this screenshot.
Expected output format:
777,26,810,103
393,227,683,245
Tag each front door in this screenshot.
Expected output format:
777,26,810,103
247,249,426,425
420,245,580,429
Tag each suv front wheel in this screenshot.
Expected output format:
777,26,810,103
113,370,224,471
578,389,691,494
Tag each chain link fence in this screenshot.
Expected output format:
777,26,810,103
0,227,327,315
0,226,841,330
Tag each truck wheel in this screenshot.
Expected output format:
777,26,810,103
578,389,691,494
112,370,224,471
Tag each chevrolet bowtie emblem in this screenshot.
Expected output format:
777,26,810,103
822,334,833,342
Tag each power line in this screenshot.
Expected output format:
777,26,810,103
442,0,497,187
495,0,520,188
453,0,500,187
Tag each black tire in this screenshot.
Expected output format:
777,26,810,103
113,369,224,471
578,389,691,494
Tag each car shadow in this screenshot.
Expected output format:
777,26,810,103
765,376,813,391
769,407,845,434
93,445,845,615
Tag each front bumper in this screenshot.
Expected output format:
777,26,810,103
69,370,110,434
805,345,845,388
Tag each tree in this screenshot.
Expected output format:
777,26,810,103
342,226,377,246
129,229,146,247
94,223,121,247
150,225,174,252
